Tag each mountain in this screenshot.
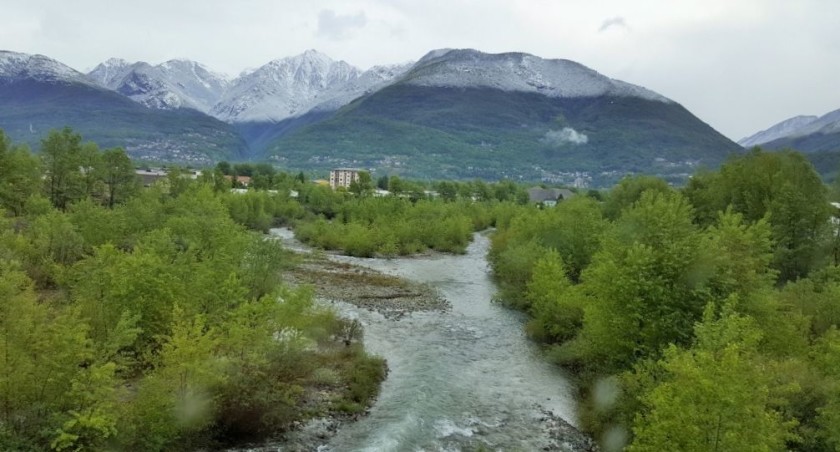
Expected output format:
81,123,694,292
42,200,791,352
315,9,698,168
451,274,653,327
3,48,744,183
211,50,363,123
87,58,230,113
741,109,840,153
404,48,668,101
87,51,413,126
0,50,246,164
1,50,96,86
738,115,819,147
230,60,415,157
306,62,415,113
86,57,133,87
264,49,740,183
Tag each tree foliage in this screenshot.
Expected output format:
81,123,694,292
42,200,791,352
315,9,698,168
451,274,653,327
685,149,831,282
490,150,840,450
629,304,797,452
0,129,387,450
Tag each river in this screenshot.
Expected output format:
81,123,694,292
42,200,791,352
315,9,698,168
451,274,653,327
272,229,581,451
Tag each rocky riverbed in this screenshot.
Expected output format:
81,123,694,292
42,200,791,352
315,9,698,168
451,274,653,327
284,253,449,320
260,228,594,451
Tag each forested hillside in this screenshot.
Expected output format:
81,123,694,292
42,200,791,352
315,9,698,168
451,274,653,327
490,149,840,450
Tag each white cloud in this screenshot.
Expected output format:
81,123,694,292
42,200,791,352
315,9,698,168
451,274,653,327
542,128,589,146
598,16,627,32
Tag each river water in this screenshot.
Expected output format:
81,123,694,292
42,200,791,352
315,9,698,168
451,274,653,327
272,229,580,451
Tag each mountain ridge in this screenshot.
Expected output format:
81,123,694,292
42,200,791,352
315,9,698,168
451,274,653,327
1,48,742,183
262,50,739,183
0,51,247,164
740,108,840,155
403,49,670,102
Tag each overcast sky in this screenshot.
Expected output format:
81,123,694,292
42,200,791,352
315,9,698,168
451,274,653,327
2,0,839,140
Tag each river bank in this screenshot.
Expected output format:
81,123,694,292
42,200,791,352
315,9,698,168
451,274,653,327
265,228,594,451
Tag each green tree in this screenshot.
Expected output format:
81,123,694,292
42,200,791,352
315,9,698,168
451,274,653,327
602,175,673,221
98,148,138,208
0,131,40,216
568,191,706,372
389,175,407,195
471,179,492,201
123,308,224,449
51,362,120,451
216,161,232,175
376,174,389,190
629,303,797,452
0,260,99,449
436,181,458,201
349,171,374,196
78,142,103,200
165,166,194,197
41,128,86,210
492,180,520,202
232,163,254,178
241,237,294,299
541,196,606,282
685,149,831,282
525,250,583,342
812,328,840,450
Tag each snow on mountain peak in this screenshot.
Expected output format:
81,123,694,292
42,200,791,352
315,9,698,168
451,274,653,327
405,48,670,102
211,50,365,123
88,58,135,87
87,57,230,112
308,61,416,113
0,50,93,86
738,115,819,147
51,48,676,125
739,108,840,148
418,48,454,63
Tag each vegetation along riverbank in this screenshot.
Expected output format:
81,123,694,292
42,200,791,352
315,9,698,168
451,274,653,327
3,126,840,451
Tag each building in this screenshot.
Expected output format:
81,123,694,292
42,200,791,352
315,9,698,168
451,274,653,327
527,187,576,207
223,175,252,187
329,168,361,190
135,169,167,187
135,168,202,188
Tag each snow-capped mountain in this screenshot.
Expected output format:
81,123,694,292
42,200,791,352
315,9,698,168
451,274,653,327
87,57,133,87
739,109,840,150
790,109,840,137
87,50,413,123
263,48,739,182
87,58,230,112
401,48,670,102
1,47,744,180
738,115,820,147
0,50,247,164
0,50,94,86
211,49,364,123
307,61,415,113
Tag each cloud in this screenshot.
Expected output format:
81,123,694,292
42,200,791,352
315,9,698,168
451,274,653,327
316,9,367,40
598,16,627,32
542,128,588,146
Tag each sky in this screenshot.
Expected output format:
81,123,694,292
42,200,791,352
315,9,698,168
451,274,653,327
2,0,839,141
